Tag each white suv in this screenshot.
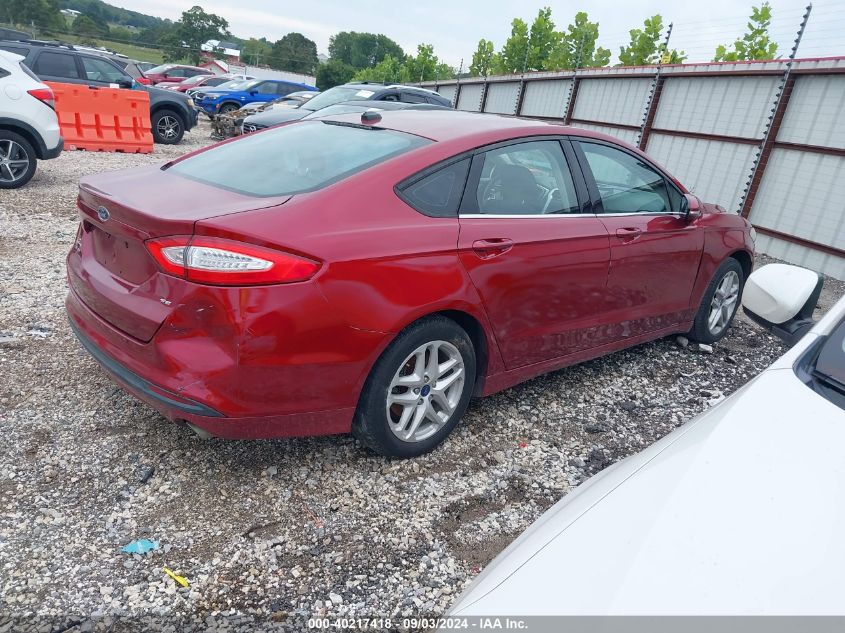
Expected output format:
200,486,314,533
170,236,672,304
0,50,62,188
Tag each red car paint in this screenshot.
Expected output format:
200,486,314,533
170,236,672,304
65,110,754,440
143,65,212,85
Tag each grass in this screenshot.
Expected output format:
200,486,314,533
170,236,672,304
57,34,166,64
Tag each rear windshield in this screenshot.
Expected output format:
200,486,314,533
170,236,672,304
166,120,430,197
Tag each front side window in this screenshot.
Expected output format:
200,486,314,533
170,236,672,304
254,82,277,95
399,159,470,217
33,51,79,79
167,121,430,197
577,141,672,214
81,56,127,83
400,92,428,104
475,141,579,215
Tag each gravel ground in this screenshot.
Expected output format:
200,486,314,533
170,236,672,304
1,119,843,632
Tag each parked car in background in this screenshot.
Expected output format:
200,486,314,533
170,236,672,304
213,90,320,138
188,78,252,103
196,78,318,117
158,73,237,93
142,63,212,85
234,82,453,128
66,110,754,458
449,264,845,617
0,49,62,188
241,99,448,133
0,40,198,144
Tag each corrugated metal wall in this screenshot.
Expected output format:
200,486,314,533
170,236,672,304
419,59,845,279
572,78,652,126
654,76,780,138
520,79,571,118
484,82,520,114
436,84,457,104
456,83,484,112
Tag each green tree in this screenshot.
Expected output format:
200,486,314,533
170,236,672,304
526,7,560,71
269,32,319,74
71,14,108,38
714,2,778,61
170,6,230,65
549,12,611,69
108,26,135,42
352,54,409,83
494,18,530,74
469,38,495,77
316,58,356,90
618,15,684,66
404,44,452,82
4,0,64,30
241,37,272,66
328,32,405,69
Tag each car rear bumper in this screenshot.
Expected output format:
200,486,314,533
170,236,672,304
43,137,63,159
65,275,375,439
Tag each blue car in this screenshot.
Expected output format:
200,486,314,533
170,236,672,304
197,79,317,117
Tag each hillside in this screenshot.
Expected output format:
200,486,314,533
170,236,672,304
57,0,170,31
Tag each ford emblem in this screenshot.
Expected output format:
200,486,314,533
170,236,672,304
97,206,110,222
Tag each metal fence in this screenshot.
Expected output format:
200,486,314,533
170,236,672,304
419,57,845,281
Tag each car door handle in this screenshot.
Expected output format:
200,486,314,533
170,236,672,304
472,238,514,259
615,227,642,241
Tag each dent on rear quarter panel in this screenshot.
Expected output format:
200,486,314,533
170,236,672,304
690,217,753,310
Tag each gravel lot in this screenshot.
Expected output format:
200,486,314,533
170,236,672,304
1,119,843,632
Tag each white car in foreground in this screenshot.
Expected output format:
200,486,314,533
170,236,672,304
450,264,844,617
0,49,62,188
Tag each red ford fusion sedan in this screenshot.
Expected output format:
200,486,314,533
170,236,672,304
66,110,754,457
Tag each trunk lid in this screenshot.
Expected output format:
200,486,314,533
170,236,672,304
70,166,290,342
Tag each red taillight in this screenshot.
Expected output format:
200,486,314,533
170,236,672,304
146,236,321,286
136,76,151,85
27,87,55,110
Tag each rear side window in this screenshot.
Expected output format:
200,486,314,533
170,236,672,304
167,120,430,197
33,51,80,79
81,56,127,83
401,92,428,104
398,159,470,217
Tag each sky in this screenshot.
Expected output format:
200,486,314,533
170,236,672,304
112,0,845,67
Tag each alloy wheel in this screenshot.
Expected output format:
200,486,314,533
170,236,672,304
386,340,465,443
708,270,740,335
0,140,31,184
157,116,181,141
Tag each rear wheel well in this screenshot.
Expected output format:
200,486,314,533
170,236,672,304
432,310,488,396
729,250,753,280
0,123,43,159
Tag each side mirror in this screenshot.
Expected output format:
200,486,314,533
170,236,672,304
118,78,133,90
249,91,258,96
742,263,823,346
681,193,702,221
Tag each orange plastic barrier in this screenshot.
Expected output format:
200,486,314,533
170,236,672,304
46,82,153,154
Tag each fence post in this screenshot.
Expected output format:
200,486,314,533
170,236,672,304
740,3,812,218
563,75,580,124
637,22,673,148
480,78,490,113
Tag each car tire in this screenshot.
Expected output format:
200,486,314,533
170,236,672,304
0,130,37,189
688,257,745,344
218,103,239,115
151,109,185,144
352,316,476,458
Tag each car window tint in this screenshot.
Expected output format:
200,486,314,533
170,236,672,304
168,121,430,197
380,93,399,102
476,141,579,215
207,77,227,86
81,56,126,83
401,92,428,104
254,82,276,95
400,159,470,217
33,51,80,79
578,142,671,214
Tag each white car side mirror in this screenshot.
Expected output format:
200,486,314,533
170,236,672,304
742,263,823,346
